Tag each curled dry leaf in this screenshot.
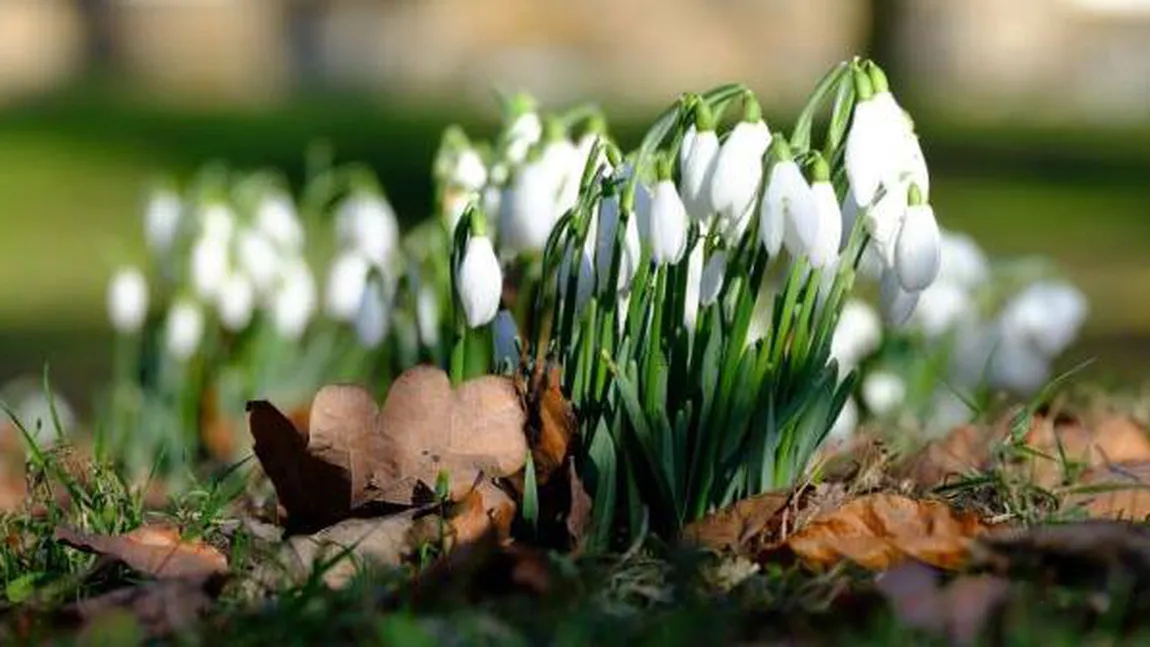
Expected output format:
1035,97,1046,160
54,526,227,579
64,574,225,640
520,365,577,486
248,365,528,530
1064,461,1150,521
759,493,988,571
681,490,791,553
904,424,993,489
278,512,421,589
1020,413,1150,489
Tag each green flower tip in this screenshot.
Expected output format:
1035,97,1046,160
742,90,762,123
605,143,623,168
907,183,927,206
805,153,831,184
543,115,565,142
585,113,607,136
655,152,673,182
768,135,794,163
865,60,890,95
694,101,716,132
852,64,874,102
468,204,488,237
507,92,537,118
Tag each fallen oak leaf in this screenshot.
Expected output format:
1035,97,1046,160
759,493,989,571
681,490,791,553
54,526,227,579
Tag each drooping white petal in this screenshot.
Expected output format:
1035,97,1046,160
354,276,390,348
200,203,235,243
894,203,941,291
324,251,371,322
830,299,882,368
649,180,688,265
165,299,204,361
217,273,255,332
839,187,859,252
272,258,317,340
505,112,542,164
456,236,502,328
938,231,989,289
190,236,229,301
998,281,1088,357
880,265,919,326
107,267,148,334
452,148,488,192
862,371,907,416
844,99,890,207
913,281,971,338
700,250,727,306
499,160,558,256
237,229,281,298
760,160,812,257
679,129,719,222
988,332,1052,395
256,193,304,251
709,120,771,227
807,181,842,268
416,286,441,347
683,239,705,331
335,193,399,268
780,171,818,260
144,190,182,256
864,183,909,267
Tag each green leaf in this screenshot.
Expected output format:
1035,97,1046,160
586,419,618,551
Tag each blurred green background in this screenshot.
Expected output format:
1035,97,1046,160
0,0,1148,409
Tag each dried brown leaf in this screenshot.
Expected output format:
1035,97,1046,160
905,424,993,488
566,461,593,552
278,513,421,589
1065,461,1150,521
1021,413,1150,488
54,526,227,579
761,493,988,571
523,366,577,486
682,490,791,552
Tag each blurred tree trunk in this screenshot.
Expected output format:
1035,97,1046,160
76,0,116,75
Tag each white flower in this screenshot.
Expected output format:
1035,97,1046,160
894,202,941,291
594,194,641,294
144,190,182,255
324,251,371,322
237,229,281,297
840,187,859,252
938,231,989,289
499,160,557,256
864,183,910,267
540,137,581,218
217,273,254,332
913,281,971,338
760,160,814,258
679,128,719,222
862,371,907,416
880,265,919,326
443,190,478,234
998,281,1088,357
256,193,304,251
505,112,542,164
200,203,235,243
107,267,148,334
649,180,688,265
844,98,890,207
828,397,859,442
700,250,727,306
272,258,317,340
165,299,204,361
709,120,771,228
830,299,882,368
456,235,502,328
683,239,705,330
335,193,399,268
492,310,520,368
988,334,1052,395
190,236,229,301
452,148,488,192
355,276,390,348
807,181,842,268
416,285,441,347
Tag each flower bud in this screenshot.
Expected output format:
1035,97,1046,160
416,285,441,347
457,234,502,328
807,180,842,269
760,139,815,258
144,189,182,256
893,192,941,291
165,298,204,361
862,371,906,416
217,272,255,332
336,192,399,269
499,159,557,256
649,179,688,265
679,104,719,222
830,299,881,368
880,265,919,326
107,267,149,334
452,148,488,192
708,119,771,229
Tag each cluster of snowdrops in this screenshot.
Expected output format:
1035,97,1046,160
89,57,1086,541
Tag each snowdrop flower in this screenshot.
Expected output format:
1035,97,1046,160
830,299,882,368
539,121,582,218
709,95,771,230
107,267,149,334
998,281,1088,357
165,298,204,361
452,148,488,192
913,281,971,338
492,310,520,368
844,62,925,208
200,203,236,243
217,273,254,332
256,192,304,251
190,236,229,301
988,335,1052,395
880,265,919,326
272,258,317,340
324,251,371,322
893,186,941,291
594,190,642,294
144,189,182,256
354,276,390,348
237,229,281,298
679,104,719,222
927,389,975,437
456,215,503,328
862,371,907,416
648,158,688,265
700,249,727,306
828,397,860,442
760,138,815,258
683,239,705,330
499,158,557,256
864,183,909,267
805,155,842,268
938,231,989,289
416,285,441,346
504,98,542,164
442,189,478,234
335,192,399,268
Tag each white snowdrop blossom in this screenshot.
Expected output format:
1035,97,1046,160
272,258,317,341
558,237,596,315
237,229,281,297
807,180,843,268
492,310,520,368
844,67,927,208
354,276,390,348
416,286,441,346
499,159,558,256
862,371,907,417
679,126,719,222
217,273,255,332
683,239,705,330
828,397,860,442
256,193,304,251
456,235,502,328
830,299,882,368
505,111,543,164
998,281,1088,357
190,236,230,301
540,136,581,218
760,158,814,258
700,250,728,306
144,189,182,256
988,335,1052,395
200,203,236,243
894,200,941,291
913,281,971,338
880,266,920,326
335,192,399,268
864,183,910,267
107,267,149,334
165,299,204,361
443,190,478,234
649,179,688,265
324,251,371,322
937,231,989,289
709,118,771,230
452,148,488,192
